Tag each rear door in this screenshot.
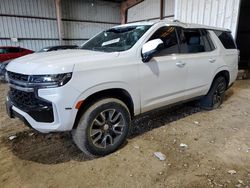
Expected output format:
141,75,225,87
176,28,218,98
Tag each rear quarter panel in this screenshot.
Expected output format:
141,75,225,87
209,31,238,87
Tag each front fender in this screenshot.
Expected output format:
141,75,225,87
73,81,140,115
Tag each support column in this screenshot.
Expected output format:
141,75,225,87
121,0,144,24
160,0,164,20
55,0,63,45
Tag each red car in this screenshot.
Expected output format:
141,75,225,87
0,46,33,62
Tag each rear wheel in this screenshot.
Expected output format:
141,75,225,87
200,76,227,110
72,98,131,157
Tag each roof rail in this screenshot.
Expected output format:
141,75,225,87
172,19,189,27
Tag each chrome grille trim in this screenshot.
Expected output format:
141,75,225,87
9,84,34,92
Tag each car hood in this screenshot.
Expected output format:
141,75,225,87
6,49,120,75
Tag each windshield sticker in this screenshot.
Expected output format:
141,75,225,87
102,38,120,46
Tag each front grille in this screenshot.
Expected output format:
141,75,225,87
9,88,39,108
8,71,29,82
7,72,55,123
9,87,54,123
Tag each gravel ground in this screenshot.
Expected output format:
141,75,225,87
0,81,249,188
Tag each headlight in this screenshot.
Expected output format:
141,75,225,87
29,72,72,88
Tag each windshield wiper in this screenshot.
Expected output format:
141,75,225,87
81,47,111,53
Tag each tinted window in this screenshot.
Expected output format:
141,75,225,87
200,29,215,51
213,31,236,49
0,48,7,54
176,28,206,53
148,26,179,56
7,47,20,53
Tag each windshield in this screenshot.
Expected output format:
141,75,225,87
81,25,152,52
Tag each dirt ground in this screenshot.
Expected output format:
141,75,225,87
0,80,249,188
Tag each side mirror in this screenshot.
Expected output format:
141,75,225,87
142,39,164,62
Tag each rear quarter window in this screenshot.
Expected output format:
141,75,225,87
213,31,236,49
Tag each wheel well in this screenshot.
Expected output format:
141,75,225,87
213,70,230,88
73,88,134,129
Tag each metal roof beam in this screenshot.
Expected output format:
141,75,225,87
55,0,63,45
120,0,144,24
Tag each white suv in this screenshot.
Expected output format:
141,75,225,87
5,21,238,156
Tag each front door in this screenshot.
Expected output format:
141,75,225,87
139,26,188,113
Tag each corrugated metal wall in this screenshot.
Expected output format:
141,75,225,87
127,0,175,23
127,0,240,37
0,0,59,51
61,0,120,46
1,0,240,50
127,0,161,22
175,0,241,37
0,0,120,50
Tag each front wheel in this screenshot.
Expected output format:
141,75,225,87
72,98,131,157
200,76,227,110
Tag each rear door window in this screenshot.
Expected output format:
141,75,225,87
176,28,209,53
200,29,215,51
213,31,236,49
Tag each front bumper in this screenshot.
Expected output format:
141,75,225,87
0,69,7,81
9,87,54,123
6,96,33,129
0,62,8,81
6,85,80,133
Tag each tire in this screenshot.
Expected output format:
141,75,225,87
200,76,227,110
72,98,131,157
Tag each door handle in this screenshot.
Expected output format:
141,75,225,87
209,58,216,63
176,61,186,67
